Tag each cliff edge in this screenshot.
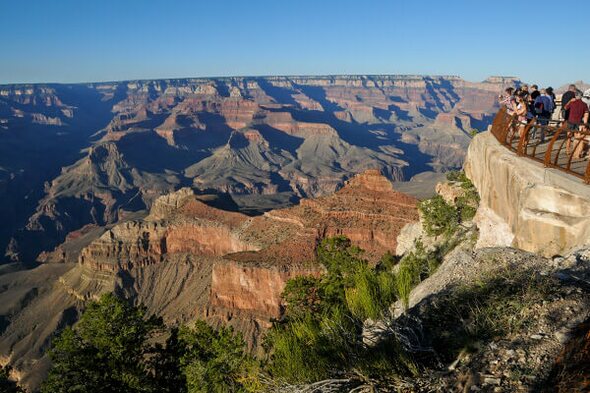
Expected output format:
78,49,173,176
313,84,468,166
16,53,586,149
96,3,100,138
465,131,590,257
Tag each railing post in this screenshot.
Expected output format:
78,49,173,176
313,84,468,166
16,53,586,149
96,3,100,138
544,123,566,167
518,121,535,156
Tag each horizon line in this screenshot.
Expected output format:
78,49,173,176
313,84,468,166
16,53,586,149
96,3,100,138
0,73,522,88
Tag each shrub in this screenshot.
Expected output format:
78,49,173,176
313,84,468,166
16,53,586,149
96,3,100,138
282,276,324,319
266,237,402,383
41,293,163,393
420,171,480,236
178,321,260,393
41,294,259,393
395,241,439,309
446,171,480,222
345,265,396,321
265,314,333,383
418,195,459,237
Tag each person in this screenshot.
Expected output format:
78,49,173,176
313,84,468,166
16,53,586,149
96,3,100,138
564,91,590,157
530,85,540,101
546,87,556,119
514,94,530,139
534,89,554,140
546,86,556,103
515,84,529,100
583,88,590,107
562,84,577,121
498,87,515,113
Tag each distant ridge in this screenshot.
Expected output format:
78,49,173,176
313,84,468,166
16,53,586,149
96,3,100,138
0,73,519,88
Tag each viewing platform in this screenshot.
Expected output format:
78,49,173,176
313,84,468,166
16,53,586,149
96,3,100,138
465,114,590,257
490,106,590,184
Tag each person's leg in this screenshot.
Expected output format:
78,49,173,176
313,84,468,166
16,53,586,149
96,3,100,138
566,123,573,155
539,117,547,141
573,131,584,159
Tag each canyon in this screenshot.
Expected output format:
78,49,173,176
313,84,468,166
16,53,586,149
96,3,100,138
0,75,515,264
0,75,519,389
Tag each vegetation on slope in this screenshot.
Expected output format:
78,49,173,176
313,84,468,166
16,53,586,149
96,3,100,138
40,294,259,393
264,237,414,384
38,235,448,392
418,170,479,237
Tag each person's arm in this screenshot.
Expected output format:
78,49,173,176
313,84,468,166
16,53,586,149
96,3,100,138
564,100,572,110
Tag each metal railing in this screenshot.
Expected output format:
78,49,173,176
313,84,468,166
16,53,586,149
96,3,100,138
490,107,590,184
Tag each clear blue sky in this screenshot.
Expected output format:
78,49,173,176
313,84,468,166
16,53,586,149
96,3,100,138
1,0,588,87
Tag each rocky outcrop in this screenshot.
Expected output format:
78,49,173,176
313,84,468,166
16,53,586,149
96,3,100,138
208,262,321,322
465,131,590,257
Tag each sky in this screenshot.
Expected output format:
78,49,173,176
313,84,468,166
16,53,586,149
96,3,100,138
0,0,588,87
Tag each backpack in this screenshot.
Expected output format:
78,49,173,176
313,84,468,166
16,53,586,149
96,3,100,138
534,101,544,114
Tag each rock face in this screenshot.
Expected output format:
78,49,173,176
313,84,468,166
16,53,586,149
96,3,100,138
464,131,590,257
0,75,516,264
0,170,419,389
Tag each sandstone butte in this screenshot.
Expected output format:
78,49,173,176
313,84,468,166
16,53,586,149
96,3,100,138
76,169,418,332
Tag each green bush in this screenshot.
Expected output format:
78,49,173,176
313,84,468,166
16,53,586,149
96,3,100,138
266,237,403,383
345,265,396,321
282,276,324,319
418,195,459,237
41,294,258,393
395,241,439,309
420,171,480,236
178,321,260,393
266,314,334,383
42,293,163,393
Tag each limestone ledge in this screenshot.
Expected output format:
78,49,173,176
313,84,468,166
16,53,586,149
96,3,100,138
464,131,590,256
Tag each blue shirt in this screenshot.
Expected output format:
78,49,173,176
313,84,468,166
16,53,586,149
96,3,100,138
534,95,554,113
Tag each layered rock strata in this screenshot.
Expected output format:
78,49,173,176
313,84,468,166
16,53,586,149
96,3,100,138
1,75,516,264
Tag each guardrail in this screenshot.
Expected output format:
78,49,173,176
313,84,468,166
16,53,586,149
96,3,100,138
490,107,590,184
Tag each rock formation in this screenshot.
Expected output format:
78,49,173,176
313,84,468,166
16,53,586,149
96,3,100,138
465,131,590,257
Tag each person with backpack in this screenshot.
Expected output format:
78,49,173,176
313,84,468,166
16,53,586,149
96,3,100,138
534,89,554,140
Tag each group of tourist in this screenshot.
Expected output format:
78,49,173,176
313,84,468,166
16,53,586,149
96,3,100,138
498,83,590,158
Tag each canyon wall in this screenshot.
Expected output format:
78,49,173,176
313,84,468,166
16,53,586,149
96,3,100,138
465,132,590,257
0,75,516,264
